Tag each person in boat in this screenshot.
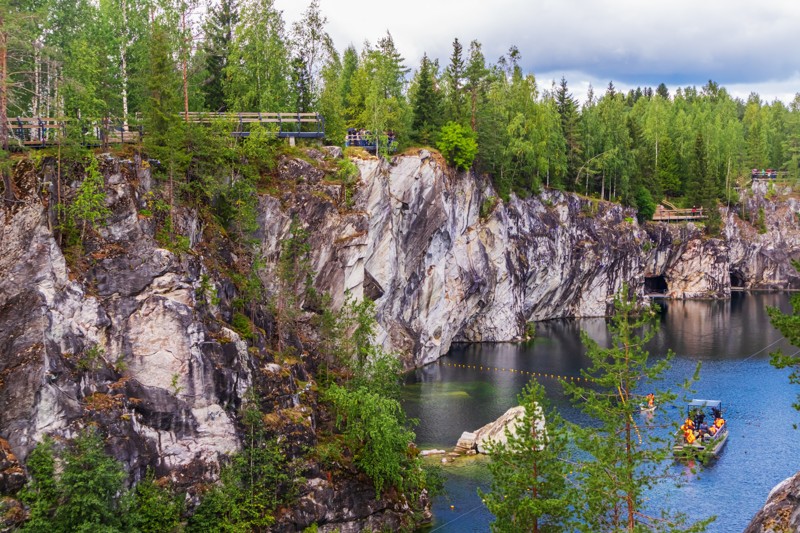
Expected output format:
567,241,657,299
680,418,695,432
684,430,696,444
646,393,655,408
714,417,725,428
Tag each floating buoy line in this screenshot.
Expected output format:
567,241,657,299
437,360,587,382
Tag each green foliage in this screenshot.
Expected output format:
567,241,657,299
324,383,417,497
410,53,443,145
480,196,498,220
335,158,360,208
77,343,105,372
563,285,712,533
20,429,128,532
122,470,182,533
70,156,111,239
767,266,800,420
634,185,656,221
757,206,767,234
437,121,478,171
480,381,571,533
19,437,58,531
231,312,255,341
188,399,292,532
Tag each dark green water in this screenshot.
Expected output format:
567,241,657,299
403,292,800,533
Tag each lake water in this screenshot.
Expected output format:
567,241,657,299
402,292,800,533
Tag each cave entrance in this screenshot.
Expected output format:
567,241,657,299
730,270,745,289
645,275,668,295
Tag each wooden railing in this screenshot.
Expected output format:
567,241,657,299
4,116,142,147
4,111,325,148
182,112,325,138
652,207,706,221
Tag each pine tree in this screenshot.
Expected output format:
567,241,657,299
480,380,571,533
767,276,800,417
464,40,487,131
564,286,712,533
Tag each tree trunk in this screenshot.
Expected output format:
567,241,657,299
181,9,189,121
120,0,129,126
0,14,8,151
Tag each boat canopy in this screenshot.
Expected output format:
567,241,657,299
687,399,721,409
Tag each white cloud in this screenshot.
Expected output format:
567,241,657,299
275,0,800,103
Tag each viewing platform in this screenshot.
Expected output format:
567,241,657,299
652,206,706,222
4,116,142,147
183,112,325,139
344,129,397,153
3,111,325,148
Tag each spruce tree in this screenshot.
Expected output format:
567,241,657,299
202,0,238,112
555,76,582,189
564,286,712,533
443,37,466,124
410,53,442,146
480,380,571,533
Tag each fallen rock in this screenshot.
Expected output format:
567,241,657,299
453,431,477,454
419,449,446,457
474,406,529,454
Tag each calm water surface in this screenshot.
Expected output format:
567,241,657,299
402,293,800,533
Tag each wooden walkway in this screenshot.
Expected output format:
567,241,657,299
4,111,325,148
652,207,706,222
4,117,142,147
183,112,324,139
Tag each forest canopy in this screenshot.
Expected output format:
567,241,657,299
2,0,799,210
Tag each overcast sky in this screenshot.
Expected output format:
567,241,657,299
274,0,800,105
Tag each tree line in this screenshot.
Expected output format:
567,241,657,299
3,0,800,216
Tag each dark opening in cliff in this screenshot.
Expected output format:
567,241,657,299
645,275,668,294
730,270,745,288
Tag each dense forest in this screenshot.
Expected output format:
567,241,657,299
2,0,800,215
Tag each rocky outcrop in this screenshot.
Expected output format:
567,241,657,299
744,471,800,533
450,405,536,455
0,157,252,478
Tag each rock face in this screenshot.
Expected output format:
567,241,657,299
744,471,800,533
349,154,649,366
293,153,800,367
0,157,251,477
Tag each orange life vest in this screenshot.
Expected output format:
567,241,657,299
685,431,696,444
715,418,724,428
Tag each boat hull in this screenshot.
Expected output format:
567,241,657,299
673,428,728,459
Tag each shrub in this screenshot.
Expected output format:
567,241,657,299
436,122,478,172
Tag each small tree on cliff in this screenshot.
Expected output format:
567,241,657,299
437,121,477,171
480,380,572,533
563,285,712,533
767,263,800,420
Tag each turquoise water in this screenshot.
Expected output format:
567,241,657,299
403,292,800,533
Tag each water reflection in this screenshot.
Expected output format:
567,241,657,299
404,292,799,533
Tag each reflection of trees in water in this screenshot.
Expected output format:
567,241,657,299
649,293,790,360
